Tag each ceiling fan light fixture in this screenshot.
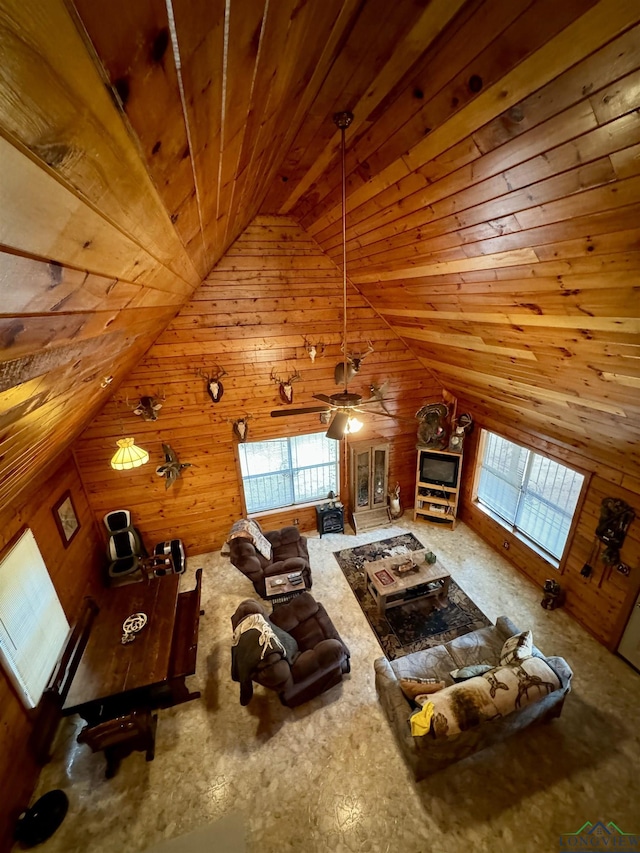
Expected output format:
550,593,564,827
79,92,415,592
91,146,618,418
326,411,350,440
345,416,363,434
110,437,150,470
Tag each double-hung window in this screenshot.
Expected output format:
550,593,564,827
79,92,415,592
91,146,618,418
0,529,70,708
239,433,339,514
476,431,584,562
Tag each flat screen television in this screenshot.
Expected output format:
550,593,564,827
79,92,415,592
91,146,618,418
419,451,460,488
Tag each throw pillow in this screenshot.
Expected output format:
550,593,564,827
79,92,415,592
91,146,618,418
450,664,494,682
399,677,445,700
499,630,533,665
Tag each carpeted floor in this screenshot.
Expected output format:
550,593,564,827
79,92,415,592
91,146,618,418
333,533,490,658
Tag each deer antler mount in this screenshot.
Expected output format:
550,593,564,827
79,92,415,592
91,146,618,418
270,368,302,404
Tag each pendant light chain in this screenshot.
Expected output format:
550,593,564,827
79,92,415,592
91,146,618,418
334,111,353,395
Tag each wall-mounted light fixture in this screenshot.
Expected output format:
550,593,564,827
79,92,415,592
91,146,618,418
110,437,150,470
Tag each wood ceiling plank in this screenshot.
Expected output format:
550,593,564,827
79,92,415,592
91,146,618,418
345,156,618,267
382,306,639,335
298,0,535,230
0,306,174,361
169,0,226,270
0,0,200,288
319,24,640,251
307,0,640,242
71,0,207,278
248,0,366,214
334,100,637,259
211,0,268,256
0,139,193,295
352,248,541,282
275,0,467,216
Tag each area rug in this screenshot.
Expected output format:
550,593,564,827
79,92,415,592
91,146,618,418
333,533,491,659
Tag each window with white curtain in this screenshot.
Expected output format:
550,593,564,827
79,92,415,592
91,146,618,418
0,529,70,708
476,431,584,561
239,433,339,513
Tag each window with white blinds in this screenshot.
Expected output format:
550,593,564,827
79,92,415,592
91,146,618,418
239,433,339,513
0,529,70,708
477,431,584,561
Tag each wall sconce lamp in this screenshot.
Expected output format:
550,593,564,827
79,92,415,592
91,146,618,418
110,437,150,470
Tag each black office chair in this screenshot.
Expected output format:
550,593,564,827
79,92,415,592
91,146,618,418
104,510,147,582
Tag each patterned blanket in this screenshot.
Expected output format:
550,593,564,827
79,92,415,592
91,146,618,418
412,656,561,738
227,519,272,560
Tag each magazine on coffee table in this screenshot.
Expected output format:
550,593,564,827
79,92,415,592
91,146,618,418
374,569,395,586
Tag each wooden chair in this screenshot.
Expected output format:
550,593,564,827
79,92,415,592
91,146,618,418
77,707,157,778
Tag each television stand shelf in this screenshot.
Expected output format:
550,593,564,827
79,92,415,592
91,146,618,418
413,447,463,530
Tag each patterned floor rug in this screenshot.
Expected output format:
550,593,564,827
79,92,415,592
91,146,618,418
333,533,491,659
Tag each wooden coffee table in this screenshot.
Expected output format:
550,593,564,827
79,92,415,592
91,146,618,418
364,549,451,614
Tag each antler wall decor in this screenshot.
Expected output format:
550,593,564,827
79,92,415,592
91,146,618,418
303,337,325,363
270,367,302,403
334,340,374,386
228,415,253,442
196,366,227,403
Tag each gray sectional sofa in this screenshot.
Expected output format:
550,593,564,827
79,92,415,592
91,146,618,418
374,616,573,779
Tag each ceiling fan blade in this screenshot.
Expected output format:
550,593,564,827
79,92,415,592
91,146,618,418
357,397,393,406
270,406,330,417
326,410,350,440
351,407,415,423
312,394,336,406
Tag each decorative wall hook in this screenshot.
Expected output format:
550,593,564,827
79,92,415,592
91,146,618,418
270,367,302,404
196,366,227,403
303,337,325,363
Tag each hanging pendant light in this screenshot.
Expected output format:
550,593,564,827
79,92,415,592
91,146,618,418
328,110,356,441
110,437,150,470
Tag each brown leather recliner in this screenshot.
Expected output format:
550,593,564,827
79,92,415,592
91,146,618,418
231,593,350,708
228,526,311,598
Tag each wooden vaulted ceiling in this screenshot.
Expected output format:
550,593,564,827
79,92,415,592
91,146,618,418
1,0,639,510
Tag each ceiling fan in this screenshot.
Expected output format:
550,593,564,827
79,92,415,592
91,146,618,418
270,111,404,440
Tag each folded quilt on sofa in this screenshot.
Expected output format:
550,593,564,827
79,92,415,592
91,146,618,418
227,519,272,560
411,656,561,738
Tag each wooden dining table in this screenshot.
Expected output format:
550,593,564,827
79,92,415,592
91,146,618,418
63,574,180,722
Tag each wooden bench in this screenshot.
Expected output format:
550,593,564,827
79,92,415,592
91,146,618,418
163,568,203,706
30,596,99,764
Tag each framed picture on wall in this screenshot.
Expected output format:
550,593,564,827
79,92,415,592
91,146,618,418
53,491,80,548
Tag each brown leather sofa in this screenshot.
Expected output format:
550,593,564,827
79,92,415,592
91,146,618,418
231,593,350,707
228,526,311,598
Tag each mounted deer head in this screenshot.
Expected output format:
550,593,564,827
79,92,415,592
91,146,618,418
303,337,325,363
128,392,165,421
270,367,302,403
196,365,227,403
229,415,253,442
334,340,374,386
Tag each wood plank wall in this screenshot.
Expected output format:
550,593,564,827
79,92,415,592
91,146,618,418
0,453,103,851
74,216,441,555
456,405,640,650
